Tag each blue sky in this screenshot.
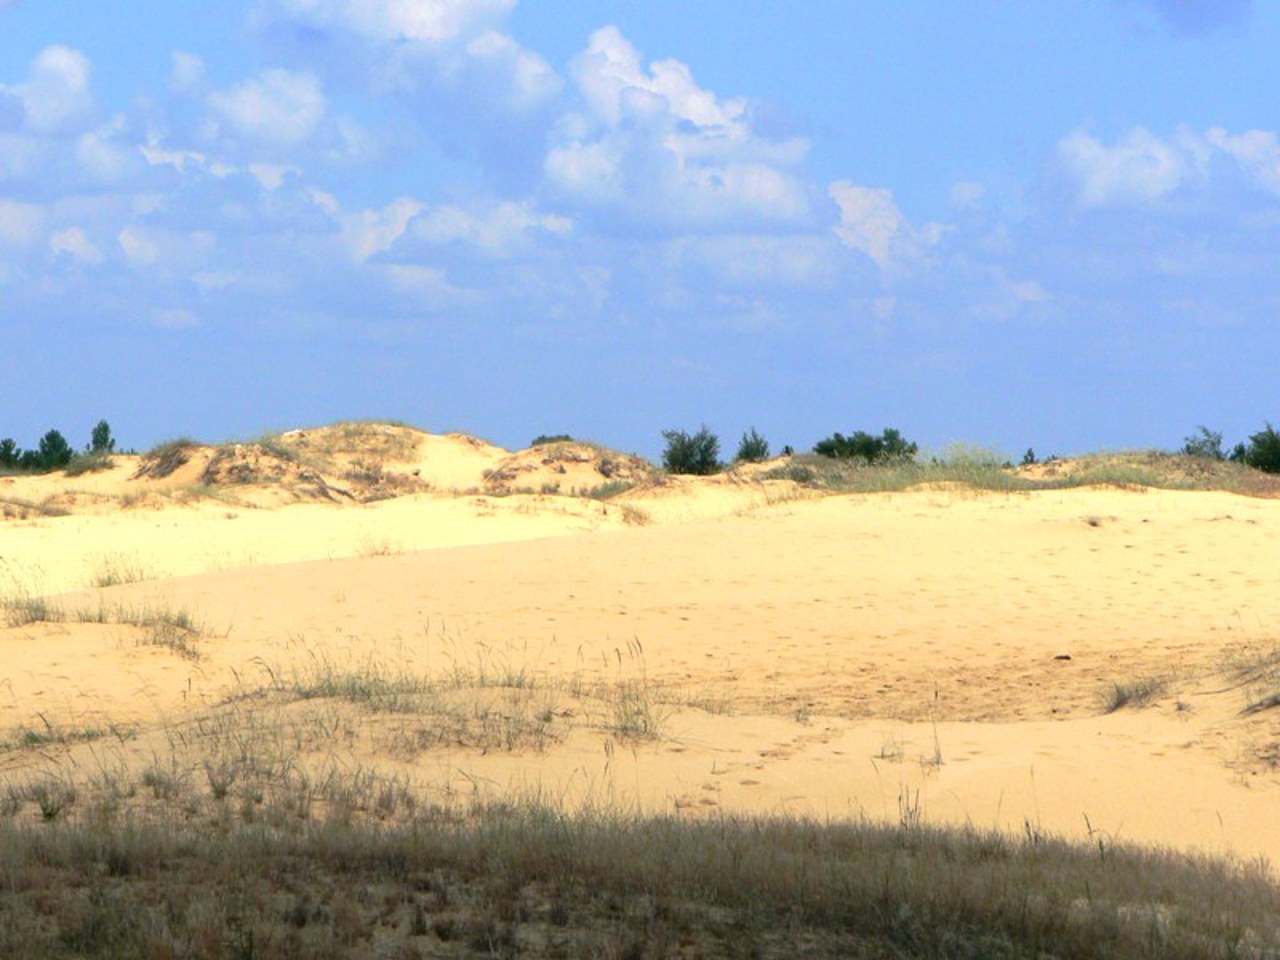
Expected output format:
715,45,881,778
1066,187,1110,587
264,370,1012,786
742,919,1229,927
2,0,1277,459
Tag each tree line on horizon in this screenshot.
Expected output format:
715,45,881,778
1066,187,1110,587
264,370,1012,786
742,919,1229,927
0,421,116,474
4,419,1279,478
651,422,1280,476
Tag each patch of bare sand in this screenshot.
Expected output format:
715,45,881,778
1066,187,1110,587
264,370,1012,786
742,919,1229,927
2,481,1279,869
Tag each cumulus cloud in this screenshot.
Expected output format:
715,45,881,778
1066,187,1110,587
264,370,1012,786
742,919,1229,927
263,0,515,44
829,182,948,272
1058,125,1280,207
342,197,424,262
573,26,744,130
2,45,96,135
208,68,326,147
255,0,557,111
1058,128,1192,206
253,0,559,185
545,26,812,233
1205,127,1280,193
50,226,103,263
409,201,571,256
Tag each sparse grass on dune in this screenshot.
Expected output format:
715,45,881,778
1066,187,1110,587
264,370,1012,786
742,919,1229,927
246,634,668,752
87,551,154,588
0,493,71,519
1103,677,1169,713
2,589,207,658
1225,644,1280,717
763,454,1036,494
0,794,1277,959
1,590,63,627
763,449,1280,497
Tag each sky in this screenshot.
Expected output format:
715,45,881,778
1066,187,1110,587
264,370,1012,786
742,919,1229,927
2,0,1278,459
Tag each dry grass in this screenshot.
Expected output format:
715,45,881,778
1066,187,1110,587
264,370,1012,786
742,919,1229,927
2,588,207,659
87,551,154,588
1103,677,1169,713
1,590,63,627
1225,644,1280,717
0,494,71,520
762,450,1280,499
0,623,1278,957
0,791,1276,959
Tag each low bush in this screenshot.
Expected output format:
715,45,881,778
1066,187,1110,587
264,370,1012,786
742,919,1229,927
1182,426,1226,461
735,428,770,463
1240,422,1280,474
813,427,917,463
661,426,720,475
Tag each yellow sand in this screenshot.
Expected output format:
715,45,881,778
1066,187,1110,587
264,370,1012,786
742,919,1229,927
2,438,1278,868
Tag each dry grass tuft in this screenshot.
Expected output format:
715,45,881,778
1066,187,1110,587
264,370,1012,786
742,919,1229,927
1103,677,1168,713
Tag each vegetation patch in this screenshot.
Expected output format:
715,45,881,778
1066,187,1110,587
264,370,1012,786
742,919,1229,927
0,802,1276,959
1103,677,1168,713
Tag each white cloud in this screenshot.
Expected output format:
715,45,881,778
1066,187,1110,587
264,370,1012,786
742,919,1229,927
410,200,571,256
208,69,326,147
830,183,910,269
1058,128,1191,206
461,31,561,110
118,226,160,264
1058,125,1280,207
1206,127,1280,194
50,226,103,263
76,119,138,182
575,26,743,131
266,0,515,43
0,198,44,246
546,26,812,232
342,197,424,262
5,45,95,134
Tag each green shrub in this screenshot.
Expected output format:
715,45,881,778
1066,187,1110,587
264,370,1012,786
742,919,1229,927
735,428,770,463
1241,422,1280,473
37,430,73,470
1182,426,1225,460
661,426,720,475
813,427,917,463
531,434,574,446
89,420,115,454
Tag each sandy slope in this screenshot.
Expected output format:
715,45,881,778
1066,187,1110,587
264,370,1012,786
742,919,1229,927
2,436,1279,870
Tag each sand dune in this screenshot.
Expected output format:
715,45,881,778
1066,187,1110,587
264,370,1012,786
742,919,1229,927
2,425,1278,872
